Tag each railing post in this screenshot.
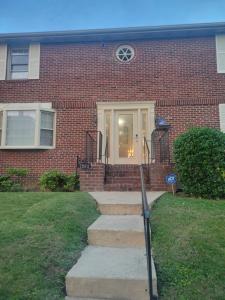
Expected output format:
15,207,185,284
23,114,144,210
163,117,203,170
140,165,157,300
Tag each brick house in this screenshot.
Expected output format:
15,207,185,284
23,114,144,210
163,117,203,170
0,22,225,191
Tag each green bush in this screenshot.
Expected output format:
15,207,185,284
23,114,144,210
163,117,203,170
174,127,225,199
0,175,14,192
0,175,23,192
7,167,28,177
64,173,80,191
39,170,79,192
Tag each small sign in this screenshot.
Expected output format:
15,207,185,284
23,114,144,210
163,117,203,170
165,173,177,185
80,161,91,170
165,173,177,196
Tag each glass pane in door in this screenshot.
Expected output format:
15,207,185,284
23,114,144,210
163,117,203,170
118,114,134,158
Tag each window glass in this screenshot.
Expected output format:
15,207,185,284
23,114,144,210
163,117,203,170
40,111,54,146
9,47,29,80
116,45,135,62
141,110,148,138
0,111,2,145
6,111,36,146
118,113,134,158
40,129,53,146
41,111,54,129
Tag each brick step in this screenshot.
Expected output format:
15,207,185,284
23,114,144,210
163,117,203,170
105,165,144,177
104,183,151,191
105,177,144,184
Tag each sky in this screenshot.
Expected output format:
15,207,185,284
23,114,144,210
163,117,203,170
0,0,225,33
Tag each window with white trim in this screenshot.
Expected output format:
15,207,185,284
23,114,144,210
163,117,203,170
219,104,225,132
0,43,40,80
216,35,225,73
116,45,135,62
0,111,2,143
7,46,29,80
0,103,55,149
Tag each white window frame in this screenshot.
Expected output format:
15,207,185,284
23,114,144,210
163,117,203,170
0,103,56,149
7,46,29,80
219,103,225,132
216,35,225,74
0,43,40,81
116,45,135,62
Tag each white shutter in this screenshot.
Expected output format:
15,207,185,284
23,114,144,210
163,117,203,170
0,44,7,80
28,43,40,79
219,104,225,132
216,35,225,73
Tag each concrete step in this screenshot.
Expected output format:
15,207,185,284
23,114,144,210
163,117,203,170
88,215,144,248
65,297,108,300
66,246,151,300
90,191,165,215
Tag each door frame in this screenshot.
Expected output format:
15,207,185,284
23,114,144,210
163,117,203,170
97,101,155,165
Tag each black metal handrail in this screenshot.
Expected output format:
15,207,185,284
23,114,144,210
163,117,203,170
85,130,103,163
143,136,150,183
140,165,157,300
104,136,109,183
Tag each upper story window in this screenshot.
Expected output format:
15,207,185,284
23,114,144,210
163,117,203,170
216,35,225,73
0,43,40,80
116,45,135,62
7,46,29,80
0,103,55,149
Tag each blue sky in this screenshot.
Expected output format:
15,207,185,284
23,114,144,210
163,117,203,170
0,0,225,33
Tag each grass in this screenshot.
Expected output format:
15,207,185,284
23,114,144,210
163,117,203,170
0,192,99,300
151,193,225,300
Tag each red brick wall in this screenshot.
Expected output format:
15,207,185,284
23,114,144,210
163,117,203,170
0,36,224,181
79,163,105,191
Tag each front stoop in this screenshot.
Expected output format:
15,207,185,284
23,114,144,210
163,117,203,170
65,191,164,300
90,191,164,215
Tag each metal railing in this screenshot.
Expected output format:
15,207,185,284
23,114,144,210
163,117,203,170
85,130,103,163
143,136,150,183
140,165,157,300
104,136,109,183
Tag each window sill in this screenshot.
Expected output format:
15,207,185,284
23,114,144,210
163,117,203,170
3,78,40,82
0,146,55,150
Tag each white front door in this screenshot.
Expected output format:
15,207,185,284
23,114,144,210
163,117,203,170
115,110,138,164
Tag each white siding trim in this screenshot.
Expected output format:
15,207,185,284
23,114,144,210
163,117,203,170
0,44,7,80
219,104,225,132
0,102,52,110
216,35,225,73
28,43,40,79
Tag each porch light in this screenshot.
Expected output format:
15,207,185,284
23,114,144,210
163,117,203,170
155,116,170,130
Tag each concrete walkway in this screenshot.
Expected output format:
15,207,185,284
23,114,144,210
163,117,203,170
66,191,164,300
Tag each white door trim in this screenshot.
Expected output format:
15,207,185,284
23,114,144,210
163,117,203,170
97,101,155,165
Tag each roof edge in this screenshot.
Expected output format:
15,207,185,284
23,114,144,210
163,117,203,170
1,22,225,44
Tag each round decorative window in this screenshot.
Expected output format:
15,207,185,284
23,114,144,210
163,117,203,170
116,45,135,62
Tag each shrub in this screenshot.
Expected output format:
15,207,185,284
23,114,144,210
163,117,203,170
39,170,79,192
0,175,14,192
7,167,28,177
64,173,80,191
174,127,225,199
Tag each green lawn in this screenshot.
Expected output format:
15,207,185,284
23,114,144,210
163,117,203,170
151,193,225,300
0,192,99,300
